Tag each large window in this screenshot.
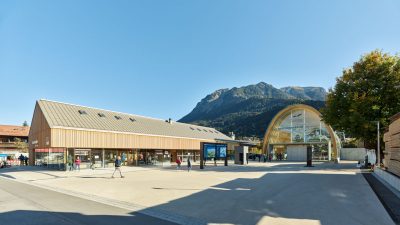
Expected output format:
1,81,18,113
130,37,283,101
34,148,65,170
268,109,332,145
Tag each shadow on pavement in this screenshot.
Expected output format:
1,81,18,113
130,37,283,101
0,210,178,225
140,166,393,225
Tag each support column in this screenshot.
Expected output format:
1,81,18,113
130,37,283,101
102,149,105,168
328,141,332,161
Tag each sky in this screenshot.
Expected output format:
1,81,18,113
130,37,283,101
0,0,399,125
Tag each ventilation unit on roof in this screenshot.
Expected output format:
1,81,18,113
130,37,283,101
78,110,87,115
98,113,106,117
114,116,122,120
129,118,136,122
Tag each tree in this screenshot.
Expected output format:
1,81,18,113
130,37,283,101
13,137,28,153
321,50,400,150
22,121,29,127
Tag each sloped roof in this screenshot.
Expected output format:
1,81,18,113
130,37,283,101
0,125,30,137
37,99,232,141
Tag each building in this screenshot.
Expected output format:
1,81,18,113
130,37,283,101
0,125,29,162
262,104,340,161
383,112,400,177
28,99,233,169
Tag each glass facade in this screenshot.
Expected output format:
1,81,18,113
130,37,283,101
34,148,65,170
265,106,340,161
268,109,332,145
137,149,171,166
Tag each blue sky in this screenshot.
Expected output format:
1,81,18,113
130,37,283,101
0,0,399,125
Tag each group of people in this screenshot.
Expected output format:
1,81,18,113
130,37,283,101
67,155,81,171
18,154,29,166
175,157,192,172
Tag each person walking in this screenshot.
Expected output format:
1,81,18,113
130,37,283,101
24,156,29,166
214,157,217,166
67,155,73,171
18,154,24,166
176,157,181,170
75,156,81,171
187,157,192,172
112,156,124,178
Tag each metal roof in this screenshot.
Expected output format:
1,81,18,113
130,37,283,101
37,99,232,141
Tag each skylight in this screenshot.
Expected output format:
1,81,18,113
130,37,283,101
129,118,136,122
78,110,87,115
114,116,122,120
98,113,106,117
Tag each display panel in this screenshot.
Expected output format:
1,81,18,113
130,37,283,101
203,143,227,159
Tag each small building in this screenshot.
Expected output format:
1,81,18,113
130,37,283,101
262,104,340,161
28,99,233,169
0,125,29,163
383,112,400,177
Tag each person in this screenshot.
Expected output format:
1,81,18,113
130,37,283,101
112,156,124,178
67,155,73,171
18,154,24,166
90,156,95,170
176,157,181,170
214,157,217,166
75,156,81,171
187,157,192,172
24,156,29,166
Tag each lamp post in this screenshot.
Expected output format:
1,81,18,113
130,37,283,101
372,121,380,167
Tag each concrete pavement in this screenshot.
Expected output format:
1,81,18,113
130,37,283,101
0,177,178,225
0,161,395,225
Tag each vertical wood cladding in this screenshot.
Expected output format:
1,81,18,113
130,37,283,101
384,113,400,177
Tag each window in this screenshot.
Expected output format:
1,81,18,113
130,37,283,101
203,129,208,132
98,113,106,118
190,127,195,130
197,128,202,131
114,115,122,120
78,110,87,115
129,118,136,122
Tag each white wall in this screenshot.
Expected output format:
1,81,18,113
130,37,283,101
287,145,307,161
340,148,367,161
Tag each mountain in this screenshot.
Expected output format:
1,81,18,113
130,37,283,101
280,86,326,101
179,82,327,138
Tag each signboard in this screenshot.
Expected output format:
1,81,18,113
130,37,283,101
75,149,90,155
203,143,228,159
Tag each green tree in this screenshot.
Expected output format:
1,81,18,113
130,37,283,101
321,50,400,149
13,137,28,153
22,121,29,127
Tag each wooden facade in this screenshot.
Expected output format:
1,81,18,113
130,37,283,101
28,101,222,166
384,113,400,177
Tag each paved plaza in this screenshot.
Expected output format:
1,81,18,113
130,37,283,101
0,161,395,225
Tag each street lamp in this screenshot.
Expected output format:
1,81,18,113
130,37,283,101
371,121,380,167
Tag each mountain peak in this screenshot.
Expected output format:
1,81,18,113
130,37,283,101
179,82,327,124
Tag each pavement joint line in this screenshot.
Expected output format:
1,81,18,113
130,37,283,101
0,175,207,225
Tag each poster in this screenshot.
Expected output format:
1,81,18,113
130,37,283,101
204,144,216,158
203,143,227,159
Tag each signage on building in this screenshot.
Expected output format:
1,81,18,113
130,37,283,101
75,149,90,155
